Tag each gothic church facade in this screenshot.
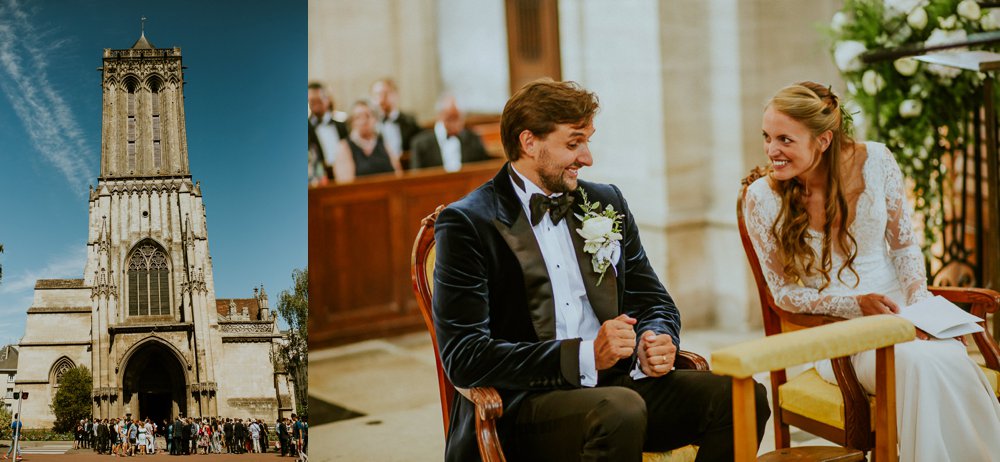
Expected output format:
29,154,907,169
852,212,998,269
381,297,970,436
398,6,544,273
15,33,295,427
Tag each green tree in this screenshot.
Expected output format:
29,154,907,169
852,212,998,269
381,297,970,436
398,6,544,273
50,366,92,433
0,403,11,440
272,268,308,417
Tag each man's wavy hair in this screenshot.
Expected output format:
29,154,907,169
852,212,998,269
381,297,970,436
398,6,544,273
766,81,859,291
500,79,599,161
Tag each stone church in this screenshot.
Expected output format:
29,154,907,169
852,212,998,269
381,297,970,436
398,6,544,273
15,32,296,427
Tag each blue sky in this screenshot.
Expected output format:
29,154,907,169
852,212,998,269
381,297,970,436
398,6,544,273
0,0,306,344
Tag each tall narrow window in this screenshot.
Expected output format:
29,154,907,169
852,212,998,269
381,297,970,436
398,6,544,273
126,79,137,172
151,82,162,169
127,243,171,316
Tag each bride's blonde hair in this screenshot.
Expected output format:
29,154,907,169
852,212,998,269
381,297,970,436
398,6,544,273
766,81,858,291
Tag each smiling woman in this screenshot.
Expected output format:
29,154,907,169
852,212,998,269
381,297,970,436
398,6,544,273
745,80,1000,462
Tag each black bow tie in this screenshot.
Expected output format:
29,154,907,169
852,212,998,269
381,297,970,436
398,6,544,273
529,193,574,226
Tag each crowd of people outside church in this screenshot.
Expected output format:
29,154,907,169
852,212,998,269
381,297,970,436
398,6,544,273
307,78,491,186
71,413,307,458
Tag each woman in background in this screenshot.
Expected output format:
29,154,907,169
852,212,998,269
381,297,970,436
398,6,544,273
333,100,402,182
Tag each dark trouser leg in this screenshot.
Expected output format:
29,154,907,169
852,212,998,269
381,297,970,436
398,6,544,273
509,386,646,462
618,370,770,462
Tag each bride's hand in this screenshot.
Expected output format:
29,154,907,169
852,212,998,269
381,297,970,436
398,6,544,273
856,293,900,316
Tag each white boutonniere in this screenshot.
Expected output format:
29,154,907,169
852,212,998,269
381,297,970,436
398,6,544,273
574,189,623,286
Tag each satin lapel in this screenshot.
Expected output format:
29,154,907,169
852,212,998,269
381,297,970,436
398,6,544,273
493,167,557,341
567,195,619,324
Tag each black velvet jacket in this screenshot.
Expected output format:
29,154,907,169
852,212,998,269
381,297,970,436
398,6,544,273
432,164,681,461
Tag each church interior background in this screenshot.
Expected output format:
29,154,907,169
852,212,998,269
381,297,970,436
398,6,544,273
16,32,296,427
308,0,855,460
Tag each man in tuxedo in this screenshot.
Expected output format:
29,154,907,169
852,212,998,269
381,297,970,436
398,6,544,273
371,78,421,157
433,79,769,462
308,82,347,180
410,95,490,171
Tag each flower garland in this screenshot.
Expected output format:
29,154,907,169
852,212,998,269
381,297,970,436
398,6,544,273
828,0,998,252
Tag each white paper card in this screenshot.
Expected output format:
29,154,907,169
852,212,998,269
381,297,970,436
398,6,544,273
897,295,984,339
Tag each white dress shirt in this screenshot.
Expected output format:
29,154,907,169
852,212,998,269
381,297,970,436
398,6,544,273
378,109,403,157
509,166,602,387
434,121,463,172
311,112,341,164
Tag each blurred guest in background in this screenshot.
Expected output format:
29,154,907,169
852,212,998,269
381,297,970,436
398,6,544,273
308,82,347,184
334,100,402,182
410,95,489,172
371,78,420,157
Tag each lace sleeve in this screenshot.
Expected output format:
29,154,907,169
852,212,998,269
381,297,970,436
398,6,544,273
880,147,932,306
744,182,862,318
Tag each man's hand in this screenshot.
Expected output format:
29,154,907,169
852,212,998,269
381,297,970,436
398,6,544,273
594,314,637,370
637,331,676,378
857,293,899,316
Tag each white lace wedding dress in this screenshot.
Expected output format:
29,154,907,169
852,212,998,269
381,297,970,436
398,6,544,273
744,141,1000,462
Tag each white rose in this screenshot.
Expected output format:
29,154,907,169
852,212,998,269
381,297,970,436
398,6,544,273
885,0,927,16
983,10,1000,30
577,216,613,241
939,15,958,29
894,57,919,76
928,63,962,79
831,12,849,33
834,41,867,72
899,99,923,118
862,70,885,94
957,0,981,20
907,8,928,30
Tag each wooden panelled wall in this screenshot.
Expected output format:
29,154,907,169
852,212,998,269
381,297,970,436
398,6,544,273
309,160,504,348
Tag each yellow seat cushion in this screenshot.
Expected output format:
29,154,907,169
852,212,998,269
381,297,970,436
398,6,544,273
778,368,875,430
642,445,697,462
980,365,1000,397
779,365,1000,431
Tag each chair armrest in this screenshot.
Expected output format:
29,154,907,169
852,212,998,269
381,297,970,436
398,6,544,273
929,286,1000,316
676,350,710,371
456,387,507,462
711,315,915,378
930,286,1000,371
777,310,848,329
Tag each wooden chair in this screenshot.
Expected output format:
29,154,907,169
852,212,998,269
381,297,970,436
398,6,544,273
713,314,914,462
411,205,709,462
736,172,1000,456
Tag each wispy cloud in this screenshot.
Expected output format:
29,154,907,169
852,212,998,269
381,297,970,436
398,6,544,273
0,245,86,343
0,246,87,295
0,0,92,195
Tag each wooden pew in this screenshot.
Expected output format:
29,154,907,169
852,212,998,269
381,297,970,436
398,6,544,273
308,160,505,349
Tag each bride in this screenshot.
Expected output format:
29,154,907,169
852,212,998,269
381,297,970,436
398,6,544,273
743,81,1000,461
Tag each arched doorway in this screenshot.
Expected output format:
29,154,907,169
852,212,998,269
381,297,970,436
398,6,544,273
121,341,187,424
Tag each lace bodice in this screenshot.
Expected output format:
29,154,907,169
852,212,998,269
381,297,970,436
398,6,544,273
744,142,931,318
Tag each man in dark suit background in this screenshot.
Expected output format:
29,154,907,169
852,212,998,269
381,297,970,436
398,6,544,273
433,79,769,462
371,78,420,157
308,82,347,181
410,95,490,171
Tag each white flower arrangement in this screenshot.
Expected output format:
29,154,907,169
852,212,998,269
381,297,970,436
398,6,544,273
574,189,623,286
829,0,997,253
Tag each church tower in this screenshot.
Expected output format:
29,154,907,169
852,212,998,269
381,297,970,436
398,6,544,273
14,29,292,428
86,30,222,421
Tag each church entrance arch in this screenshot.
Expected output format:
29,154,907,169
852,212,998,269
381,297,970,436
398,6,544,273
121,340,187,424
